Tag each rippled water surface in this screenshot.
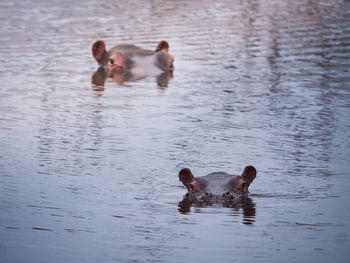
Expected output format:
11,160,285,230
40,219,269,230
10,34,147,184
1,0,350,262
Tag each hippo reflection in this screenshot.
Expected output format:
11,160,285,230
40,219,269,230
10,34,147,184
178,165,257,209
91,40,174,87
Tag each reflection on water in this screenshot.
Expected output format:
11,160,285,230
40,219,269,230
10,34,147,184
178,195,256,225
1,0,350,262
91,67,172,88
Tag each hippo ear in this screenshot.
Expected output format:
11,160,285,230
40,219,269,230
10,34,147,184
179,168,194,188
241,165,257,185
155,40,169,52
92,40,107,64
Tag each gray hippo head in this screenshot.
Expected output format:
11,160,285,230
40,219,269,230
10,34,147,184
178,165,257,206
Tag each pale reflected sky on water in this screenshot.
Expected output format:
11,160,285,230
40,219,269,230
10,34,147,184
1,0,350,262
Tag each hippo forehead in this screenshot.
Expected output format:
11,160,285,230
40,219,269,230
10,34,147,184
197,172,236,194
109,45,154,57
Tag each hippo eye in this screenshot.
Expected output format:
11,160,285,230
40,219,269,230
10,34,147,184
242,183,246,188
109,59,114,65
190,184,194,190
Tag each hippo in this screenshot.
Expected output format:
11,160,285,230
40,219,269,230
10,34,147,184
91,40,174,86
178,165,257,208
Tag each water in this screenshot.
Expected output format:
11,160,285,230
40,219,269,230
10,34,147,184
1,0,350,262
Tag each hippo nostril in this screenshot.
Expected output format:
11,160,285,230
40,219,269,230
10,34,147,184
205,192,209,195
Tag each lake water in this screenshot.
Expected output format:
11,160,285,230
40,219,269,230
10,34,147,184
1,0,350,262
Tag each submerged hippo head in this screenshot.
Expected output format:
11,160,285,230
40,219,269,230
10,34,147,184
178,165,257,206
91,40,174,86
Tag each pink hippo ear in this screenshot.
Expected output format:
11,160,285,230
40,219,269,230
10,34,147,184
241,165,257,185
155,40,169,52
179,168,194,190
92,40,107,64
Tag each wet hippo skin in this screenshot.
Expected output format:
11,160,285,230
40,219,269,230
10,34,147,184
178,165,257,207
91,40,174,86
